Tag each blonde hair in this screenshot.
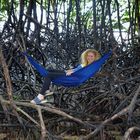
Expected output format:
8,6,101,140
81,49,101,66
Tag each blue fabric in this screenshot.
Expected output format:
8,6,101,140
23,51,112,87
23,52,48,77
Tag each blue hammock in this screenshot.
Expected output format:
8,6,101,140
23,51,112,87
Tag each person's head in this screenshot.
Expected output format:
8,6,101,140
81,49,101,66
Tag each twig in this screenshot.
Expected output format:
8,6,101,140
81,85,140,140
123,126,140,140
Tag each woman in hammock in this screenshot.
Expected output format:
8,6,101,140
31,49,101,104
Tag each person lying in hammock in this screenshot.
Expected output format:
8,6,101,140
31,49,101,104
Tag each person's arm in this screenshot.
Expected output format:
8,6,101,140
66,65,83,76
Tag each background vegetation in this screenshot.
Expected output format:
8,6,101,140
0,0,140,139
